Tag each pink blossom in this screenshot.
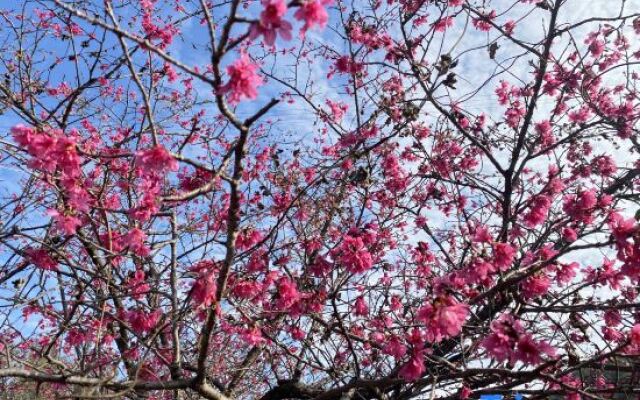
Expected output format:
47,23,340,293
324,99,348,122
250,0,293,46
523,195,551,227
568,106,592,124
25,248,58,271
563,189,598,224
503,20,516,35
417,296,469,342
122,228,150,257
48,209,82,235
630,325,640,346
12,124,83,178
180,168,214,191
398,350,425,381
589,39,605,57
348,23,393,49
128,269,150,300
555,262,578,284
535,120,555,148
140,0,177,49
382,336,407,359
591,258,624,289
290,326,306,340
432,16,454,32
219,53,263,104
537,244,558,261
330,56,364,77
562,227,578,242
233,279,263,300
125,309,161,334
275,278,301,310
603,326,624,342
241,326,266,346
493,243,517,270
236,229,264,251
505,103,525,128
294,0,333,36
310,255,332,276
520,273,551,299
390,295,403,311
66,185,91,212
496,81,514,105
608,212,636,245
129,193,159,222
604,310,622,327
472,225,493,243
354,296,369,316
472,10,496,32
468,258,497,285
515,334,556,364
190,264,218,308
163,62,178,82
65,328,89,347
593,155,617,176
333,234,374,274
135,145,179,175
482,314,555,365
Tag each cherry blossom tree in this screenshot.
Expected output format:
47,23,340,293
0,0,640,399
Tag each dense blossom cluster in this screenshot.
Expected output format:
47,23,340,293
219,53,264,104
2,0,640,399
482,314,556,366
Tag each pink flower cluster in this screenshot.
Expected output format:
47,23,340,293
12,124,82,180
353,296,369,316
12,124,89,234
348,23,393,50
382,336,407,359
250,0,292,46
250,0,332,46
135,145,179,176
482,314,556,365
465,257,501,286
520,273,551,299
492,242,517,270
124,309,162,334
523,195,552,227
122,228,151,257
131,145,179,221
323,99,349,122
417,296,469,342
189,260,219,308
535,120,555,148
608,212,640,282
329,56,365,78
25,248,58,271
562,189,598,224
331,225,378,274
219,53,264,105
128,269,151,300
275,277,301,310
232,279,264,300
629,325,640,352
140,0,178,49
398,350,426,381
472,10,496,32
294,0,333,36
